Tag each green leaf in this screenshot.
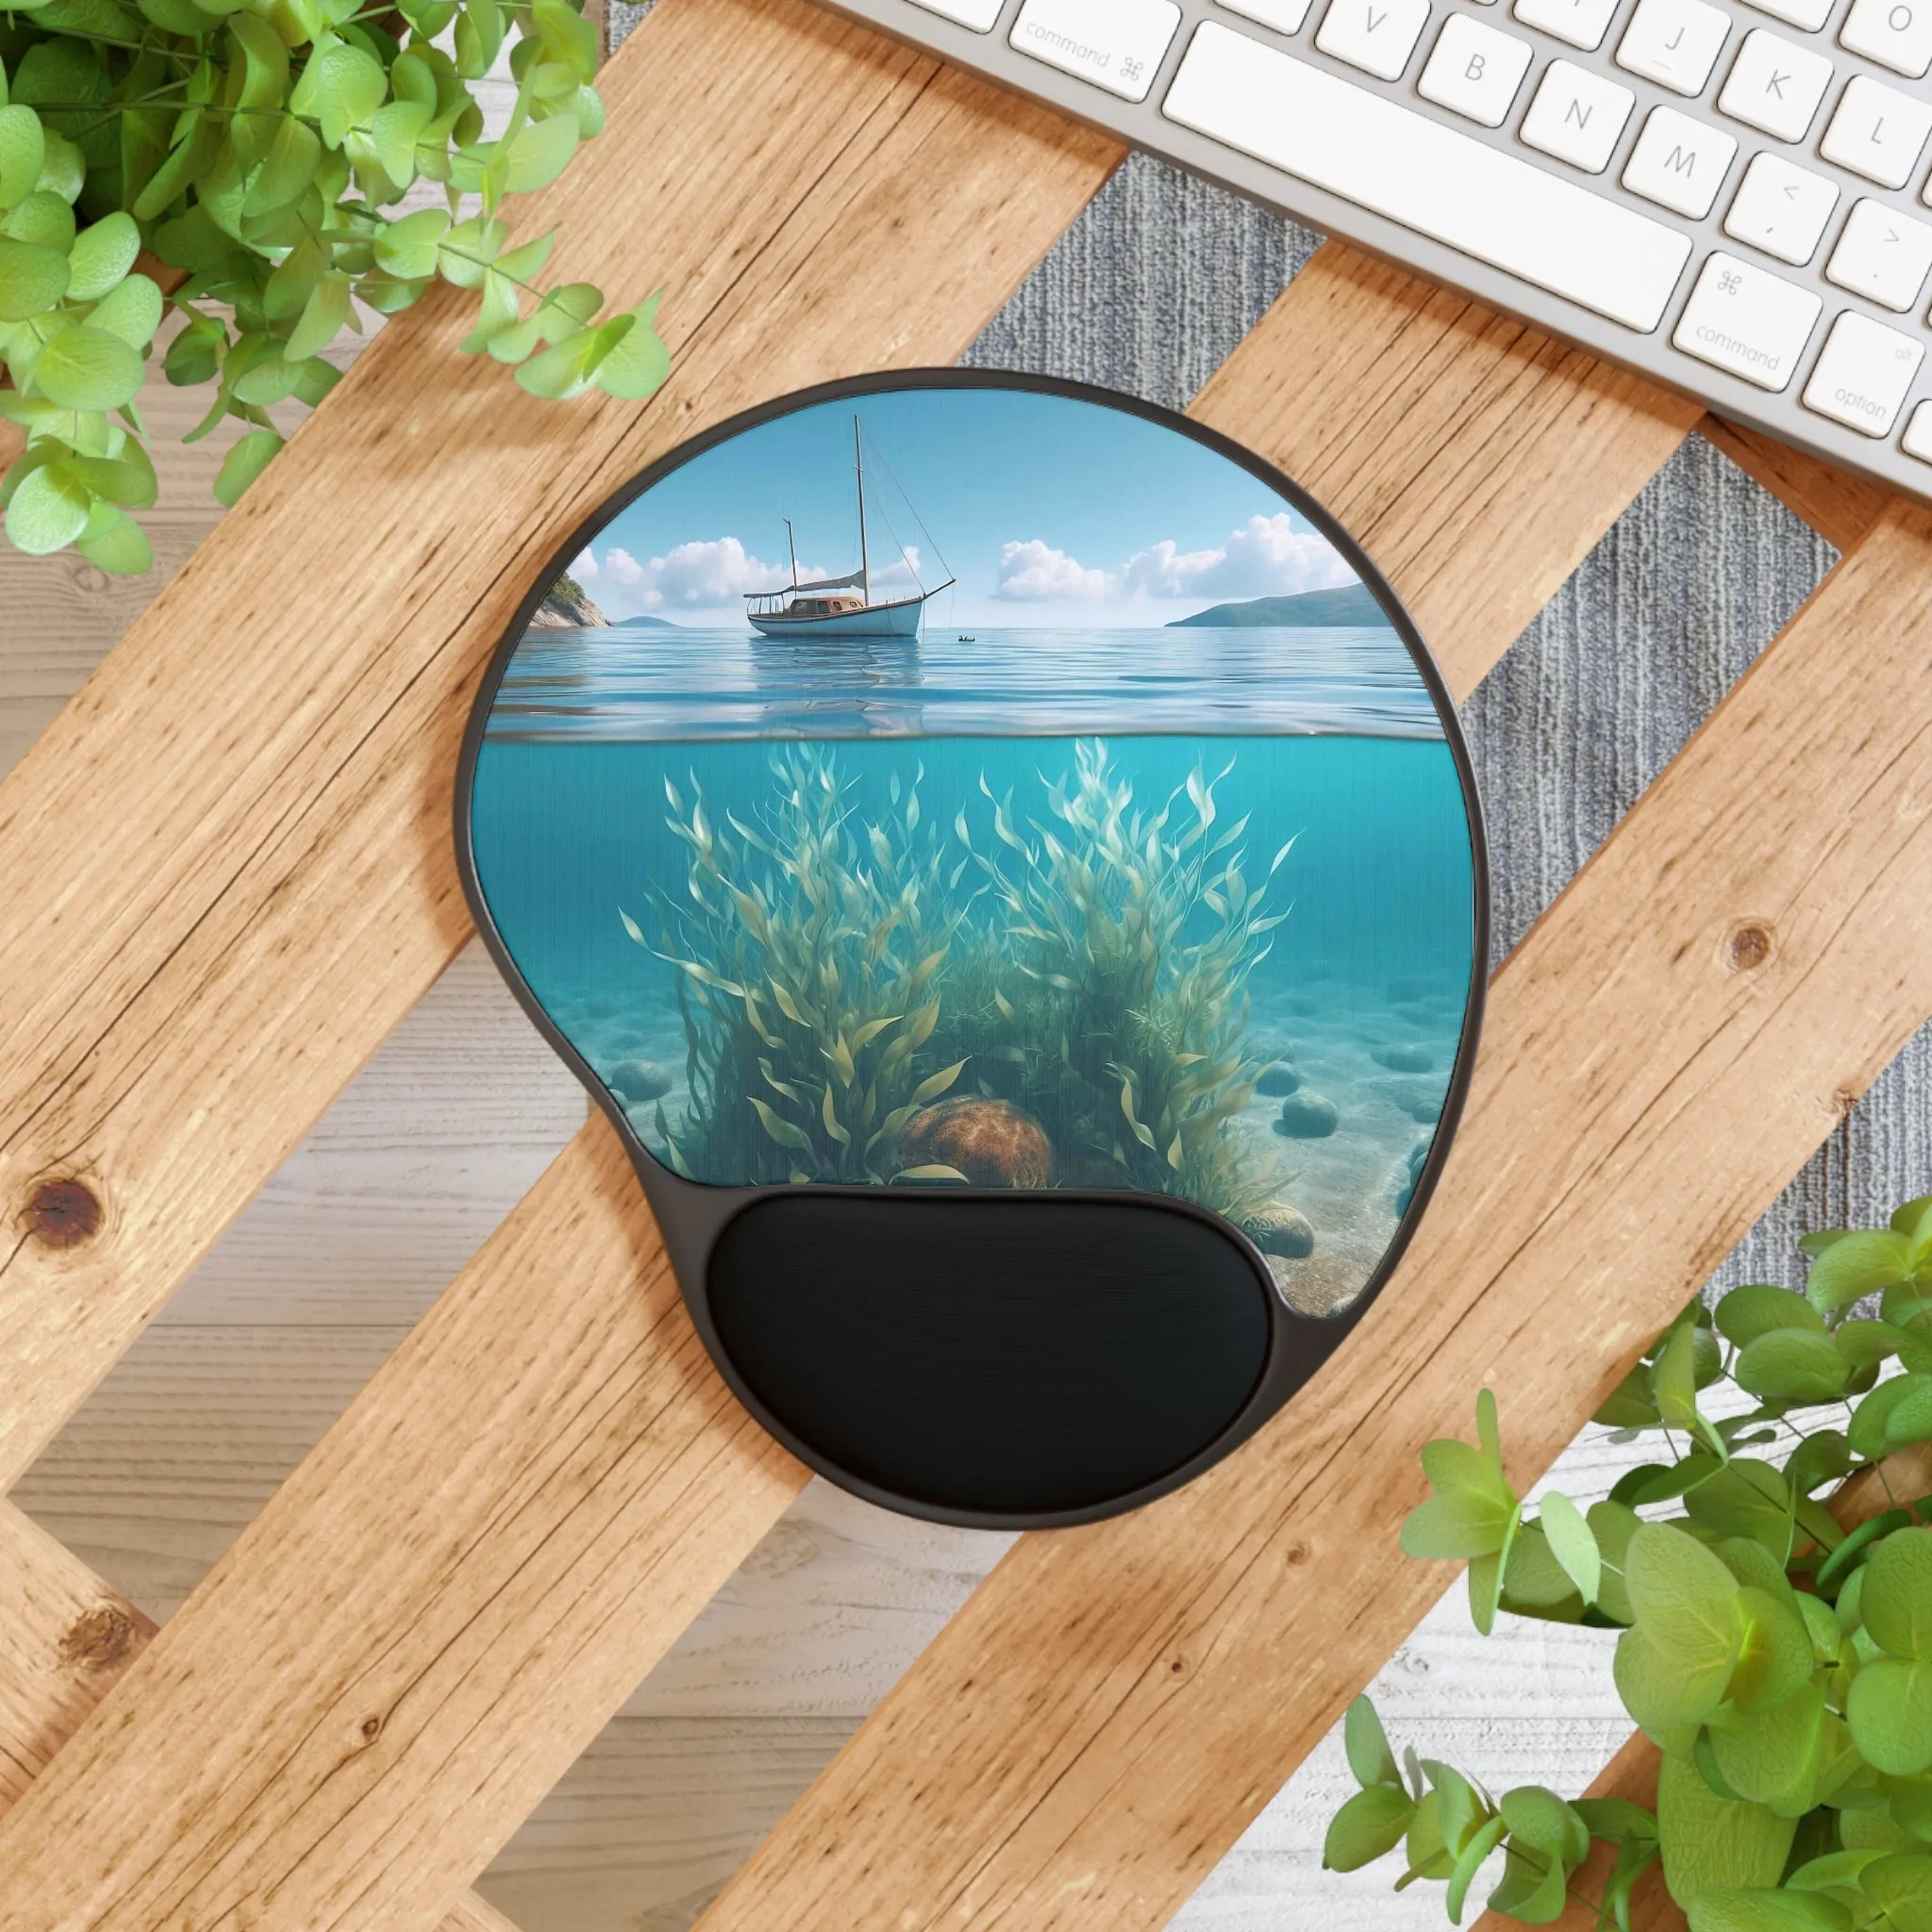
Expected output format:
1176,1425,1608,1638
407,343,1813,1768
504,111,575,192
1539,1490,1602,1605
285,272,350,361
244,115,324,216
1863,1851,1932,1930
1719,1286,1827,1346
0,103,46,208
1595,1363,1662,1429
747,1096,813,1156
375,208,450,281
33,325,144,411
1730,1585,1816,1714
1322,1784,1416,1872
1889,1379,1932,1450
1614,1525,1743,1728
1654,1319,1706,1433
1852,1378,1932,1460
1657,1754,1799,1907
4,458,90,553
74,501,151,575
1591,1500,1641,1624
291,37,389,149
0,234,68,320
1848,1657,1932,1774
5,187,74,250
1708,1681,1828,1812
1737,1329,1853,1405
212,428,283,508
86,274,163,351
1445,1811,1507,1923
1807,1230,1913,1317
65,210,139,301
592,306,669,400
1862,1529,1932,1659
1786,1430,1853,1497
1686,1890,1852,1932
1344,1695,1400,1790
1687,1462,1795,1557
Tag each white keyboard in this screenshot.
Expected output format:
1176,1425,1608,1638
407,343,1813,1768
819,0,1932,503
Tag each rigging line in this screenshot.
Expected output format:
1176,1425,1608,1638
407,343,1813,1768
858,422,956,585
867,490,926,596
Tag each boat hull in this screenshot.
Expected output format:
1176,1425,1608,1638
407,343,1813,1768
748,596,926,639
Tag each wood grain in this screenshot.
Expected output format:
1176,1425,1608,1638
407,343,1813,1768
665,499,1932,1932
0,1500,517,1932
0,0,1123,1495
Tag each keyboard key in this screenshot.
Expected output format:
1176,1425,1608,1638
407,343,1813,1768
1616,0,1730,93
1840,0,1932,75
1009,0,1181,100
1220,0,1316,30
1673,250,1822,390
1903,398,1932,460
1513,0,1621,50
1826,194,1932,308
1418,12,1534,123
1716,28,1834,142
907,0,1005,26
1316,0,1432,78
1623,106,1738,215
1803,308,1924,432
1162,23,1691,327
1823,75,1932,187
1724,151,1839,262
1521,59,1635,170
1738,0,1831,29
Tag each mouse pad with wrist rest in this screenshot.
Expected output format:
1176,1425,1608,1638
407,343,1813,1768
457,370,1486,1527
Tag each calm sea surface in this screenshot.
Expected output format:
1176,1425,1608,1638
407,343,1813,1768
485,625,1447,741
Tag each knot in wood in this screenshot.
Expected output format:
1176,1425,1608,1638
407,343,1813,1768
25,1178,102,1249
360,1714,385,1743
59,1603,140,1674
1726,923,1774,974
1285,1541,1312,1567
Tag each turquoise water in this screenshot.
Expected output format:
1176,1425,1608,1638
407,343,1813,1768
469,627,1478,1316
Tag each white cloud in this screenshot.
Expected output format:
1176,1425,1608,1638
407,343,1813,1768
585,537,824,609
572,547,598,580
995,514,1352,606
995,539,1112,603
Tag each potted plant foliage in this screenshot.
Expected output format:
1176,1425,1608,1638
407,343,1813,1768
1325,1202,1932,1931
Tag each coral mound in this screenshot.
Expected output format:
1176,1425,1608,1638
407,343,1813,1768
898,1098,1055,1189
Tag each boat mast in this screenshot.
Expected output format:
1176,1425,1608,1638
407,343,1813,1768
854,415,870,608
784,518,799,590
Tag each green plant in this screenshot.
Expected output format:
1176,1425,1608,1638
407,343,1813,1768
631,749,972,1186
0,0,664,570
1324,1198,1932,1932
959,736,1294,1222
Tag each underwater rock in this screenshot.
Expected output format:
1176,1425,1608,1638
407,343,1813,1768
608,1058,674,1105
898,1098,1054,1188
1371,1042,1434,1074
1253,1059,1301,1097
1409,1095,1442,1124
1241,1202,1316,1258
1275,1091,1340,1138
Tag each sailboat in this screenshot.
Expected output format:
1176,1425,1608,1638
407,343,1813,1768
745,417,956,639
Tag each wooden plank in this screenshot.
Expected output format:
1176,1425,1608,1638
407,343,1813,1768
0,249,1698,1932
1471,1437,1932,1932
0,0,1124,1495
0,1499,520,1932
655,499,1932,1932
1698,417,1893,554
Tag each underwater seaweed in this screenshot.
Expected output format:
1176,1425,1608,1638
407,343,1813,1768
958,738,1297,1224
628,747,973,1185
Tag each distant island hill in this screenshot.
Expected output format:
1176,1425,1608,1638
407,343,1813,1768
1167,583,1383,627
528,575,683,630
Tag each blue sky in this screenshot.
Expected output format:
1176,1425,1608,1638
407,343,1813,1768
567,387,1358,628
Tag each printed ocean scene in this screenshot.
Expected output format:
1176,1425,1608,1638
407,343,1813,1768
468,384,1480,1317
